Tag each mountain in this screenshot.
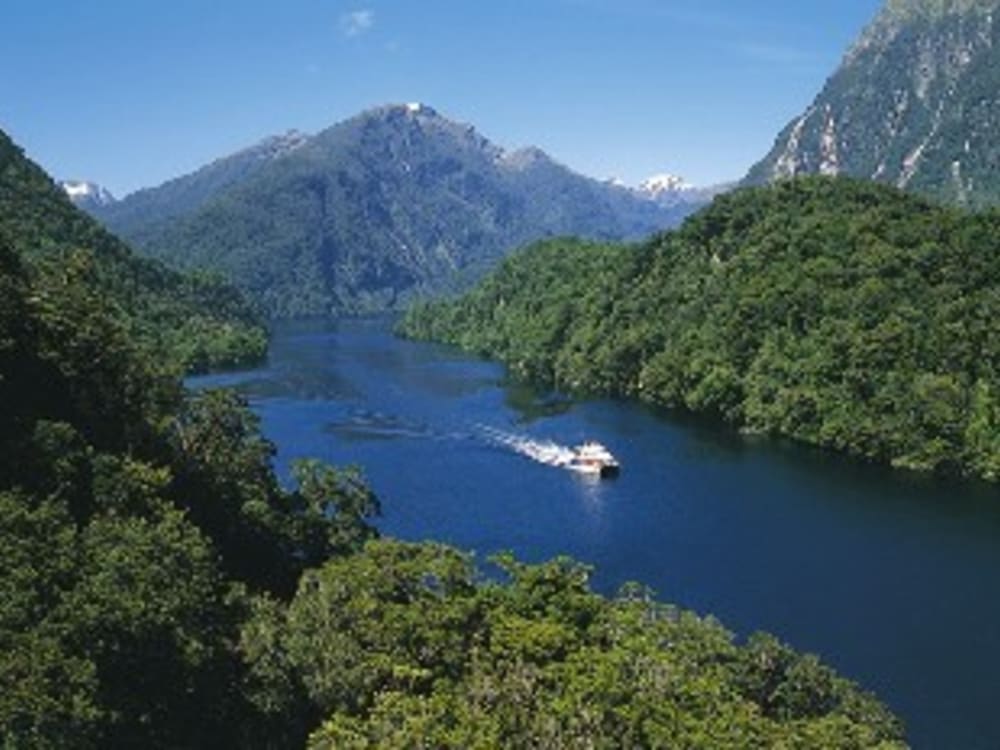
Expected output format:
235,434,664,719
401,177,1000,481
94,129,310,236
637,172,695,203
0,128,266,372
745,0,1000,207
635,172,733,209
88,104,701,317
60,179,116,211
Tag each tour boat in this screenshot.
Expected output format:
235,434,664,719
568,441,621,478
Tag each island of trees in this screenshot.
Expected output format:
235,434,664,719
402,177,999,482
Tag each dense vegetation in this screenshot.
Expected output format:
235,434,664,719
2,161,903,745
281,545,903,749
746,0,1000,209
402,177,1000,481
89,105,693,318
0,237,380,746
0,128,266,373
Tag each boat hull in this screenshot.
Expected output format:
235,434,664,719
570,462,621,479
599,464,621,479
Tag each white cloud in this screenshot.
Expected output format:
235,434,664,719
340,9,375,37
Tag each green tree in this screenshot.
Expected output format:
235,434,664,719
402,177,1000,481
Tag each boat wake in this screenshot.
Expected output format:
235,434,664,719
325,410,614,476
478,426,579,470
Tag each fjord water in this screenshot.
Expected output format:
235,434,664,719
192,318,1000,749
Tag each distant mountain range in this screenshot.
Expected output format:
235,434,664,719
746,0,1000,208
59,180,116,211
68,104,713,317
634,173,733,209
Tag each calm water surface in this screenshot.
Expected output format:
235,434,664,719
191,318,1000,749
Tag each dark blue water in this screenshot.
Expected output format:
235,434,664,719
191,318,1000,749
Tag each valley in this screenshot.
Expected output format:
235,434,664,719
193,316,1000,750
3,0,999,746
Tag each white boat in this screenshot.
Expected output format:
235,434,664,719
568,441,621,478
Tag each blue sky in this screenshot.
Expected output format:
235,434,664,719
1,0,881,196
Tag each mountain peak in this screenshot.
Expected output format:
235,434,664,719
403,101,433,115
638,173,694,197
365,102,442,121
745,0,1000,207
60,180,116,208
93,104,699,318
882,0,999,20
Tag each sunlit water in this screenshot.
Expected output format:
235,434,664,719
190,317,1000,749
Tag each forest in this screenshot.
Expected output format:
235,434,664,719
0,129,267,373
0,137,906,747
402,177,1000,481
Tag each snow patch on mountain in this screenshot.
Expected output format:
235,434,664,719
638,173,695,197
60,180,116,207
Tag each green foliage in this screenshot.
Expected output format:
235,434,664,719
170,390,380,595
0,127,267,372
0,193,378,745
0,629,101,750
239,539,905,749
58,509,240,747
285,542,479,715
402,177,1000,480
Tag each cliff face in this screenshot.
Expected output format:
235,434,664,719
746,0,1000,208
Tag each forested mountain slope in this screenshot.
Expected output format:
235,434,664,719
402,177,1000,480
0,129,266,372
91,130,310,237
0,236,380,746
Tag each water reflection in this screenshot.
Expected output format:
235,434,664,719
504,383,575,423
325,410,434,442
574,471,608,523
